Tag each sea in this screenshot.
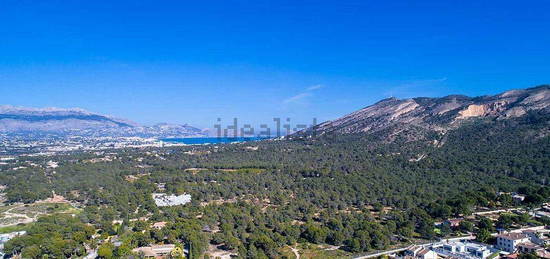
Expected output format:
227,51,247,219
160,137,270,145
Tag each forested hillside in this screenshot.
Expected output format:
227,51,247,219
0,110,549,258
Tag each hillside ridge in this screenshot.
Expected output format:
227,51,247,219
301,85,550,137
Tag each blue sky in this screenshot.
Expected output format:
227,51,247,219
1,1,549,129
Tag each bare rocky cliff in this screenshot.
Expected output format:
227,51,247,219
300,85,550,137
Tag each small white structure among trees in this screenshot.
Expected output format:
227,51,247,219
152,193,191,206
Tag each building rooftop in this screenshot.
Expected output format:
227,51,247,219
132,244,176,257
517,242,542,250
417,248,431,256
497,233,528,240
152,221,167,229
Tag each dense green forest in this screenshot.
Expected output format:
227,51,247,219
0,112,549,258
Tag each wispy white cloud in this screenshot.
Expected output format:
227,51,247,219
306,84,323,91
282,84,324,106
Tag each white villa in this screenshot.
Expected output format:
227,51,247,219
432,241,495,259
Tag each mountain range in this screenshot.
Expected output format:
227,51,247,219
297,85,550,139
2,85,549,140
0,105,206,138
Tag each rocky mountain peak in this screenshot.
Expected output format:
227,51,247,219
301,85,550,137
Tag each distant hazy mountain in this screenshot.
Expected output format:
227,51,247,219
0,105,206,138
296,85,550,138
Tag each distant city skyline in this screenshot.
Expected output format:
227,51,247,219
1,1,549,128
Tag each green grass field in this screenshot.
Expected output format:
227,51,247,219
279,244,352,259
0,202,79,229
0,223,29,234
10,203,75,218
